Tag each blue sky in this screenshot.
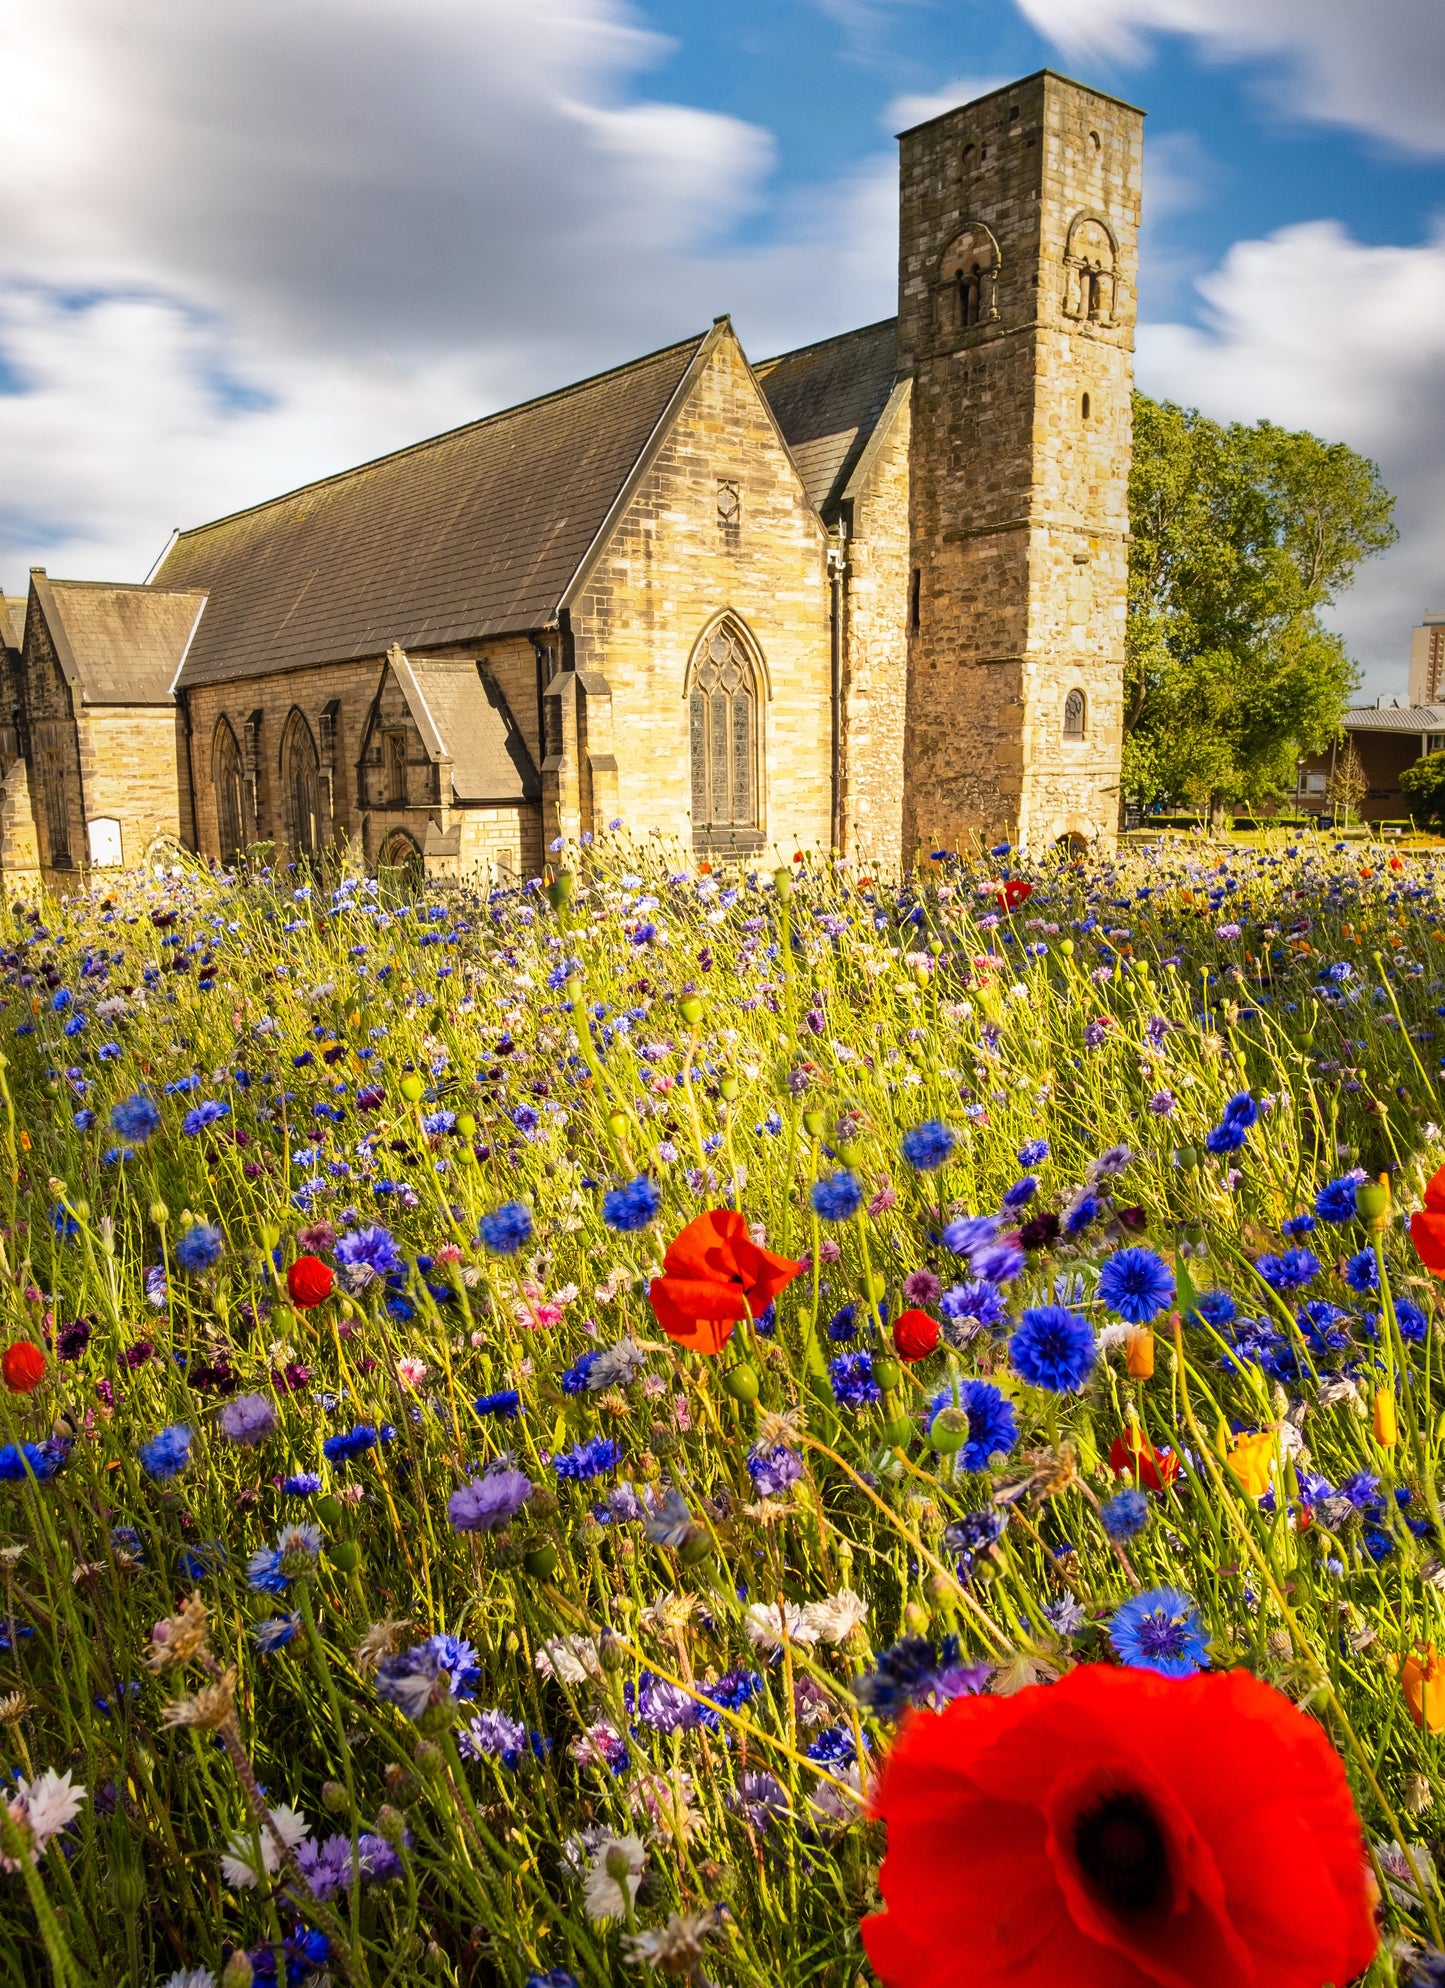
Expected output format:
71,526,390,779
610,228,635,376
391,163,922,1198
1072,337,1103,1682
1,0,1443,694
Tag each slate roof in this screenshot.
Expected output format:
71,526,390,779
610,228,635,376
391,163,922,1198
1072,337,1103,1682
156,332,711,691
1341,705,1445,733
390,653,539,804
0,599,24,654
30,576,206,706
754,318,901,520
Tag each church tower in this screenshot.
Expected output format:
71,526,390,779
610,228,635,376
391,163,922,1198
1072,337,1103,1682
898,71,1143,855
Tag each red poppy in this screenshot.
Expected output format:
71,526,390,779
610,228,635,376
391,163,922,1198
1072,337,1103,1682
1,1341,45,1393
647,1210,802,1355
1410,1163,1445,1275
1109,1428,1180,1491
286,1255,334,1311
892,1310,939,1362
862,1664,1376,1988
996,879,1033,912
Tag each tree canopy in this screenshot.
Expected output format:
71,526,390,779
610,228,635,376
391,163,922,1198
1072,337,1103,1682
1124,395,1397,811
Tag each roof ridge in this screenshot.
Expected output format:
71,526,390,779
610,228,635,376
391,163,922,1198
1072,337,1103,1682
42,577,206,597
167,329,711,549
753,317,898,375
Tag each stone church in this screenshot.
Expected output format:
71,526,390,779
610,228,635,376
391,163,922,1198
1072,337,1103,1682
2,70,1142,884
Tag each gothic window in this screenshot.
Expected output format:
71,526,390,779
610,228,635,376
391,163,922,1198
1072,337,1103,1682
688,618,763,852
213,718,245,861
281,709,321,860
1063,214,1117,325
384,730,408,805
938,223,1000,337
717,481,741,530
1063,688,1087,739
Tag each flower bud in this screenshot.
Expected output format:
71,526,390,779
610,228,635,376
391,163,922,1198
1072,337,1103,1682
721,1363,759,1403
375,1802,408,1844
1355,1176,1390,1231
456,1113,476,1138
149,1201,169,1226
903,1601,930,1635
399,1074,425,1103
321,1780,349,1814
545,872,574,911
772,868,793,902
607,1111,630,1138
802,1110,826,1139
522,1543,559,1581
221,1955,254,1988
678,994,704,1026
1374,1388,1399,1449
718,1076,739,1102
604,1843,634,1881
414,1739,447,1778
1125,1328,1155,1379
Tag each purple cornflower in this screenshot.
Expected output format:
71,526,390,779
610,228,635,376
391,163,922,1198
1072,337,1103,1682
217,1394,278,1446
747,1443,804,1498
902,1269,942,1306
334,1224,404,1278
458,1707,530,1767
447,1470,533,1532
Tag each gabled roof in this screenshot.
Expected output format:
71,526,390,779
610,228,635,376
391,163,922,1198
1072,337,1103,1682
155,331,714,690
29,575,206,706
1342,704,1445,733
388,651,539,805
0,599,24,653
754,318,901,520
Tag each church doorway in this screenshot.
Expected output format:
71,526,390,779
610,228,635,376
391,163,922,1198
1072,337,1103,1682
687,616,764,854
281,710,321,860
377,827,423,892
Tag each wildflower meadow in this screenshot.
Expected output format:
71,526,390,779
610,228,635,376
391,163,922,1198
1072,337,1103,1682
5,831,1445,1987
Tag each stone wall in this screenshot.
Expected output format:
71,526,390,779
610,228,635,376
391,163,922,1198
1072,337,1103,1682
898,71,1142,854
563,326,833,856
19,591,87,880
839,387,911,862
76,707,187,868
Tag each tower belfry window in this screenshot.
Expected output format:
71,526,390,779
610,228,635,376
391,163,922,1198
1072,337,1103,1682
938,223,1000,339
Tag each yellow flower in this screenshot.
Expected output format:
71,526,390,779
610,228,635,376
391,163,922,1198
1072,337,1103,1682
1225,1429,1276,1498
1374,1389,1399,1449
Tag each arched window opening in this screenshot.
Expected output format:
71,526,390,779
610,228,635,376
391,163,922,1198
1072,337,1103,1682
1063,214,1117,325
213,718,245,861
281,710,321,860
688,618,763,853
1063,688,1087,740
939,223,1000,336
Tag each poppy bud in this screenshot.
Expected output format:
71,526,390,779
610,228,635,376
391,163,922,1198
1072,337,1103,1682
718,1076,739,1101
679,995,704,1026
316,1495,345,1530
456,1112,476,1137
722,1363,759,1403
545,872,573,911
893,1310,939,1362
523,1543,559,1580
324,1541,359,1574
677,1528,713,1566
1124,1327,1154,1379
399,1074,425,1103
872,1356,902,1393
287,1255,334,1311
221,1955,255,1988
607,1111,630,1137
903,1601,930,1634
1373,1388,1399,1449
1355,1177,1390,1231
1175,1146,1199,1172
1,1341,45,1394
1058,938,1074,957
802,1111,826,1139
880,1413,914,1449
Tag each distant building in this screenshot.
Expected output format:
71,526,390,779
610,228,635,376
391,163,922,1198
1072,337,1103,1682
1409,609,1445,705
1296,702,1445,823
5,70,1144,883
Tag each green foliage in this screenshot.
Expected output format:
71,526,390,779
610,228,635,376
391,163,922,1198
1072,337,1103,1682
1125,394,1397,810
1401,751,1445,829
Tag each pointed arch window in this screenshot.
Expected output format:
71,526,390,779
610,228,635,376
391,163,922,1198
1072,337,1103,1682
1063,688,1087,740
213,718,245,860
281,709,321,859
688,618,763,852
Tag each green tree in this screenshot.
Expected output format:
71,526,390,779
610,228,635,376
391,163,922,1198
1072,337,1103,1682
1400,750,1445,829
1125,395,1397,817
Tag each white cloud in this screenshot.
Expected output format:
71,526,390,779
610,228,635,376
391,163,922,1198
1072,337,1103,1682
885,76,1011,133
0,0,898,587
1014,0,1445,155
1138,220,1445,695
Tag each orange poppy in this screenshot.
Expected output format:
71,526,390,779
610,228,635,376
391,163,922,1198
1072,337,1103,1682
1402,1645,1445,1733
647,1209,803,1355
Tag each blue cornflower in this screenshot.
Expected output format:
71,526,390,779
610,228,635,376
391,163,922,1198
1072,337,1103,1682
1108,1586,1210,1678
1017,1139,1049,1166
50,989,71,1012
1010,1306,1096,1393
1001,1175,1038,1212
1315,1175,1364,1225
1255,1248,1320,1292
1281,1212,1318,1237
1204,1116,1248,1156
747,1442,804,1497
376,1643,446,1721
478,1201,533,1255
973,1235,1025,1284
252,1614,301,1653
939,1281,1009,1335
1344,1248,1379,1295
925,1380,1017,1472
1394,1298,1429,1344
181,1100,230,1136
72,1108,94,1132
138,1424,193,1481
473,1389,521,1420
941,1214,998,1260
323,1424,378,1463
852,1634,990,1717
1096,1246,1175,1324
1100,1488,1150,1540
175,1223,223,1273
1220,1090,1259,1129
1190,1288,1237,1329
1062,1193,1100,1236
560,1350,601,1394
553,1436,620,1482
812,1171,862,1222
110,1093,161,1143
447,1470,533,1531
283,1472,323,1497
426,1631,481,1700
421,1110,456,1136
828,1349,882,1410
601,1177,662,1232
901,1121,955,1172
334,1224,404,1277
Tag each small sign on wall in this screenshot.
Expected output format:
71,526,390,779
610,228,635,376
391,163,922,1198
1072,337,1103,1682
87,817,123,868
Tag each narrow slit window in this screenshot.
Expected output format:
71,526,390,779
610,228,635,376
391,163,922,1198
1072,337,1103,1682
909,568,921,633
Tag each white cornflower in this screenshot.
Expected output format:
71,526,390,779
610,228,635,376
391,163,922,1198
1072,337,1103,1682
13,1768,87,1852
799,1588,868,1645
583,1832,646,1923
159,1972,218,1988
535,1635,601,1684
624,1905,724,1971
744,1600,816,1650
220,1803,310,1888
